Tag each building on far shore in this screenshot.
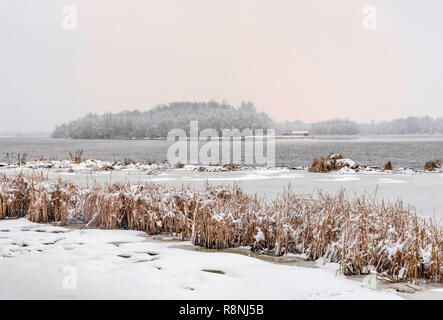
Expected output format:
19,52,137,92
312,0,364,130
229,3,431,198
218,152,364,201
291,131,310,137
277,130,312,139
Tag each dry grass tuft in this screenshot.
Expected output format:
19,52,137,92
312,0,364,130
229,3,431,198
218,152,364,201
384,161,393,171
18,153,28,165
424,160,442,171
195,164,237,172
222,163,237,171
175,162,185,169
69,150,85,164
124,158,136,166
309,157,329,173
1,173,442,283
309,154,347,172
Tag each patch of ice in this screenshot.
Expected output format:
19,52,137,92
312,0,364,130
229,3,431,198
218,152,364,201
377,178,406,184
315,175,360,182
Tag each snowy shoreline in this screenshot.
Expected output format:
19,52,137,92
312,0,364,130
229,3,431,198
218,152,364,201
0,157,439,175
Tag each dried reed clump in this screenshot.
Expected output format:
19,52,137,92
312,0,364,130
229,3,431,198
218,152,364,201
18,153,28,165
384,161,393,170
80,183,198,239
309,154,345,172
192,187,443,283
0,173,80,224
175,162,185,169
124,158,136,166
309,157,329,173
69,149,85,164
309,154,373,173
424,160,442,171
0,173,442,283
0,174,30,218
222,163,237,171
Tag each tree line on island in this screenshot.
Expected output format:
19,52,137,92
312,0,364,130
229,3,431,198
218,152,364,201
51,101,443,139
52,101,273,139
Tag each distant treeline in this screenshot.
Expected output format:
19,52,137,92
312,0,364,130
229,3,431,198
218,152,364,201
51,101,274,139
51,101,443,139
276,119,360,135
277,117,443,136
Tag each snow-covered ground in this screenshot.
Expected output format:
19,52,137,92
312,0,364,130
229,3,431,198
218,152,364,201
0,219,404,300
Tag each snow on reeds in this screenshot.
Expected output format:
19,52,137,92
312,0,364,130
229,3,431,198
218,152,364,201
309,153,366,172
0,173,442,283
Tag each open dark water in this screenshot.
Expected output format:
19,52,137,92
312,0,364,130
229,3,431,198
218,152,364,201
1,136,443,169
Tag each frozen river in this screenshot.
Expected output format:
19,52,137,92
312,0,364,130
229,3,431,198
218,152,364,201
1,135,443,169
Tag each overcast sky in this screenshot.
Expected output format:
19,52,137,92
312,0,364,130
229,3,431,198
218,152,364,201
1,0,443,132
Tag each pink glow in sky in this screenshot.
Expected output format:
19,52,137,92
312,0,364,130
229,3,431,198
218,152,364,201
1,0,443,131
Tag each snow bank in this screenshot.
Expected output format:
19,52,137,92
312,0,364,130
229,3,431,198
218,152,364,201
4,159,173,175
0,218,403,299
